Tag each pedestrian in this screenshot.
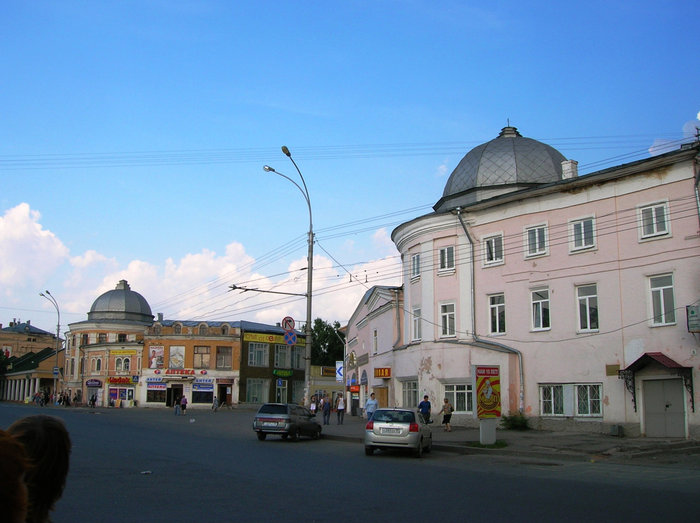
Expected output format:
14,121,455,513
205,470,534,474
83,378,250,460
418,395,432,424
438,398,454,431
322,395,331,425
212,396,219,412
336,394,345,425
7,415,71,523
364,392,378,420
174,396,181,416
310,399,317,417
180,395,188,415
0,429,29,523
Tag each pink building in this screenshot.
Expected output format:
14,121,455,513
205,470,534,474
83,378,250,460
348,127,700,437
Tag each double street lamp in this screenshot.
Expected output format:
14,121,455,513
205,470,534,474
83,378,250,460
40,290,61,397
263,145,313,406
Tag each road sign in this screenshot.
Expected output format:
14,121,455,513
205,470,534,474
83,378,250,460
283,330,297,346
281,316,295,331
53,366,59,376
336,361,343,383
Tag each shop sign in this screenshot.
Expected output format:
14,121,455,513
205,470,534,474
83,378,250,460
194,378,213,384
165,369,195,375
217,379,234,384
321,366,336,377
193,382,214,391
147,383,166,390
273,369,294,377
108,377,134,385
374,367,391,378
111,349,137,355
86,379,102,387
349,385,360,392
146,377,163,383
244,332,306,346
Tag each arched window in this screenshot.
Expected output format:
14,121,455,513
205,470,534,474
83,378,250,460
123,358,130,371
174,323,182,335
199,324,208,336
221,325,229,335
154,324,162,335
116,358,123,372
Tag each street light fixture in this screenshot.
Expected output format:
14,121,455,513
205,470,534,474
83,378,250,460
263,146,314,406
40,290,61,399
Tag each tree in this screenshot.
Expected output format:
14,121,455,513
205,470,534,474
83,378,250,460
310,318,344,366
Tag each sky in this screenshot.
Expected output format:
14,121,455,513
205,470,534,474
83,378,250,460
1,1,699,335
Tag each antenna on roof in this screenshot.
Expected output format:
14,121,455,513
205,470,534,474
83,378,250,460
507,118,510,127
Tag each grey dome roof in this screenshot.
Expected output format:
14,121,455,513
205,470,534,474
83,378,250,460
87,280,153,324
435,127,567,212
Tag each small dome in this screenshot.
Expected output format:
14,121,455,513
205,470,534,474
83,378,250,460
88,280,153,324
435,126,567,212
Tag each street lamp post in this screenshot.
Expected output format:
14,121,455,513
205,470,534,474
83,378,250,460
263,145,313,406
40,290,61,399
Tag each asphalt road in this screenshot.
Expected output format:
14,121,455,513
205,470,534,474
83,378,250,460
2,403,700,522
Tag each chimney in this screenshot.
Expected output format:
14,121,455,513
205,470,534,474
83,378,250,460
562,160,579,179
158,313,163,322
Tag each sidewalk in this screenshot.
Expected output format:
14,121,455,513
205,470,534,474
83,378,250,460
319,413,700,464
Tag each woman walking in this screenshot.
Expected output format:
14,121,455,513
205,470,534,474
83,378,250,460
439,398,454,432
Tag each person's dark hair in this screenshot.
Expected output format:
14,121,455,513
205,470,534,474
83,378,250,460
7,415,71,523
0,429,29,523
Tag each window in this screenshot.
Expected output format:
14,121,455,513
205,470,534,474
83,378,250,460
412,307,422,341
531,289,550,330
198,324,208,336
540,385,563,416
571,217,595,251
650,274,675,325
154,324,162,335
174,324,182,335
292,346,304,369
117,334,127,343
576,384,602,416
246,378,269,403
194,346,211,368
115,357,130,372
484,234,504,265
639,202,669,239
91,358,102,372
577,285,599,331
216,346,232,369
526,225,547,257
489,294,506,334
402,380,418,408
98,333,107,343
221,325,229,335
411,253,421,279
372,329,378,354
274,344,290,368
248,342,269,367
81,334,89,346
440,303,456,337
439,246,455,271
444,384,473,413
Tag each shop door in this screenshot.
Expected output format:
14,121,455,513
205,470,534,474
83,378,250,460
643,379,685,437
167,384,183,407
375,387,388,408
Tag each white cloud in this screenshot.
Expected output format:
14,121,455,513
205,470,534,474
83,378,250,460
435,161,450,178
650,115,700,156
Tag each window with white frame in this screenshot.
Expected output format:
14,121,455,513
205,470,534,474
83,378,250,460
216,346,232,369
489,294,506,334
525,225,547,257
639,202,669,239
292,346,304,369
274,344,290,368
91,358,102,372
246,378,269,403
248,342,269,367
115,357,130,372
570,217,595,251
372,329,378,354
412,307,422,341
440,303,456,337
194,346,210,368
444,384,473,413
576,384,602,416
650,274,675,325
402,380,418,408
577,285,599,332
483,234,504,265
439,246,455,271
540,384,564,416
411,253,421,279
531,289,550,330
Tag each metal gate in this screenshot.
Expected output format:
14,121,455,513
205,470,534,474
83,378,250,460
643,378,685,437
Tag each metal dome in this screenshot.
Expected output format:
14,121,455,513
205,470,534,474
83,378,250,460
87,280,153,324
434,127,567,212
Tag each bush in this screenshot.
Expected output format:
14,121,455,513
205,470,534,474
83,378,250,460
500,412,530,431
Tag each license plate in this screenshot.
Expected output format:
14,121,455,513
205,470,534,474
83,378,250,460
263,422,277,427
381,427,401,434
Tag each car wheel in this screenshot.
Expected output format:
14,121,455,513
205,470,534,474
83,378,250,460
281,433,288,440
364,446,375,456
313,428,321,440
425,438,432,454
414,438,423,458
289,427,300,441
257,432,266,441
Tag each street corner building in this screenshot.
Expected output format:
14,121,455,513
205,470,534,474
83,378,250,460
345,126,700,439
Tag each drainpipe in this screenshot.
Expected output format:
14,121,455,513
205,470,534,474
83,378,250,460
393,288,402,349
455,207,525,412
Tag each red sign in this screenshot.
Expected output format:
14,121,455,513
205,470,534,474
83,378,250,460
349,385,360,392
282,316,295,331
374,367,391,378
475,366,501,419
165,369,195,375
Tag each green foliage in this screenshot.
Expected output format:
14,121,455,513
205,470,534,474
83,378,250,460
310,318,344,366
500,412,530,431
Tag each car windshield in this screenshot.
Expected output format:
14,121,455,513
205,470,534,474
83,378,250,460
373,410,415,423
258,404,287,415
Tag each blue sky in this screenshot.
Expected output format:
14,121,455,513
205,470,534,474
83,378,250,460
1,1,698,334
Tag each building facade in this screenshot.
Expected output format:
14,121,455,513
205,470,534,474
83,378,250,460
347,127,700,437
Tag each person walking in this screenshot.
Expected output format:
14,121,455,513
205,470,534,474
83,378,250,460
438,397,454,431
180,395,188,415
310,398,317,417
322,395,331,425
336,394,345,425
174,396,181,416
418,395,432,423
364,392,378,420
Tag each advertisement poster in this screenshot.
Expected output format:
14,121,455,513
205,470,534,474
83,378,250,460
149,346,164,369
475,365,501,419
169,346,185,369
